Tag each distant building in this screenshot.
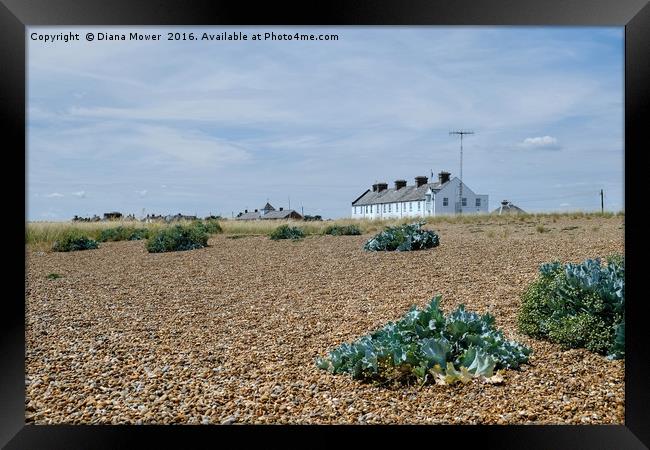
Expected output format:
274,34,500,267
103,212,123,220
164,213,198,222
351,171,489,218
72,214,100,222
236,202,303,220
492,200,526,215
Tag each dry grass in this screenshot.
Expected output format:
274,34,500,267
26,221,169,250
26,211,624,251
25,215,624,425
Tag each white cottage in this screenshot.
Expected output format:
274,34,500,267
351,171,488,219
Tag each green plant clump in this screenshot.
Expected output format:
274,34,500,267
192,219,223,234
364,222,439,252
323,224,362,236
98,226,150,242
52,231,99,252
269,225,305,240
46,273,62,280
316,295,531,386
518,256,624,359
146,225,209,253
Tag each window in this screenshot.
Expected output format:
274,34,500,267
417,201,421,211
388,204,392,212
409,202,412,211
462,198,467,207
475,198,481,207
443,197,448,206
383,204,386,213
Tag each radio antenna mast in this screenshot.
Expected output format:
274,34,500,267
449,130,475,214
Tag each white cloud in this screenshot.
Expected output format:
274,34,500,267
72,190,86,198
136,190,148,197
520,136,560,149
560,202,571,207
45,192,64,198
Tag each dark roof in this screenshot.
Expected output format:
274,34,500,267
262,202,275,211
237,211,262,220
261,209,302,220
352,181,447,206
492,201,526,214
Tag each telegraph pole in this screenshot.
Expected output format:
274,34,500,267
600,189,604,213
449,130,474,214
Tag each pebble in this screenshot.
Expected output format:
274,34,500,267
25,217,625,424
221,415,237,425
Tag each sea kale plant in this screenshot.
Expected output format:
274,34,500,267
146,225,209,253
316,296,531,386
518,256,624,359
363,222,439,252
98,226,150,242
323,224,362,236
52,231,99,252
269,225,305,240
192,219,223,234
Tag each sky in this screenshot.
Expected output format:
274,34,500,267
27,26,624,221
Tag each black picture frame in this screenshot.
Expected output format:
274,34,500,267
3,0,648,448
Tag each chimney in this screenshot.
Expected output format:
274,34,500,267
255,209,258,212
377,182,388,192
501,200,509,206
394,179,407,190
279,207,284,211
415,176,428,187
245,209,248,213
372,183,378,192
438,171,451,184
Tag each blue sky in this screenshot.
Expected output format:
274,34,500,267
27,27,624,220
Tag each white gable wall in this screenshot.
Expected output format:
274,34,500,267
435,178,489,215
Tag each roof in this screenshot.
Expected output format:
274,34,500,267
237,211,262,220
262,202,275,211
492,201,526,214
261,209,302,219
236,209,303,220
352,181,447,206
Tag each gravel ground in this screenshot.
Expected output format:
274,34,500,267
25,216,625,424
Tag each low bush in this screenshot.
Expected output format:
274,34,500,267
98,226,150,242
52,231,99,252
316,295,531,386
323,224,362,236
146,225,209,253
518,256,624,359
46,273,62,280
363,222,439,251
269,225,305,240
192,219,223,234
